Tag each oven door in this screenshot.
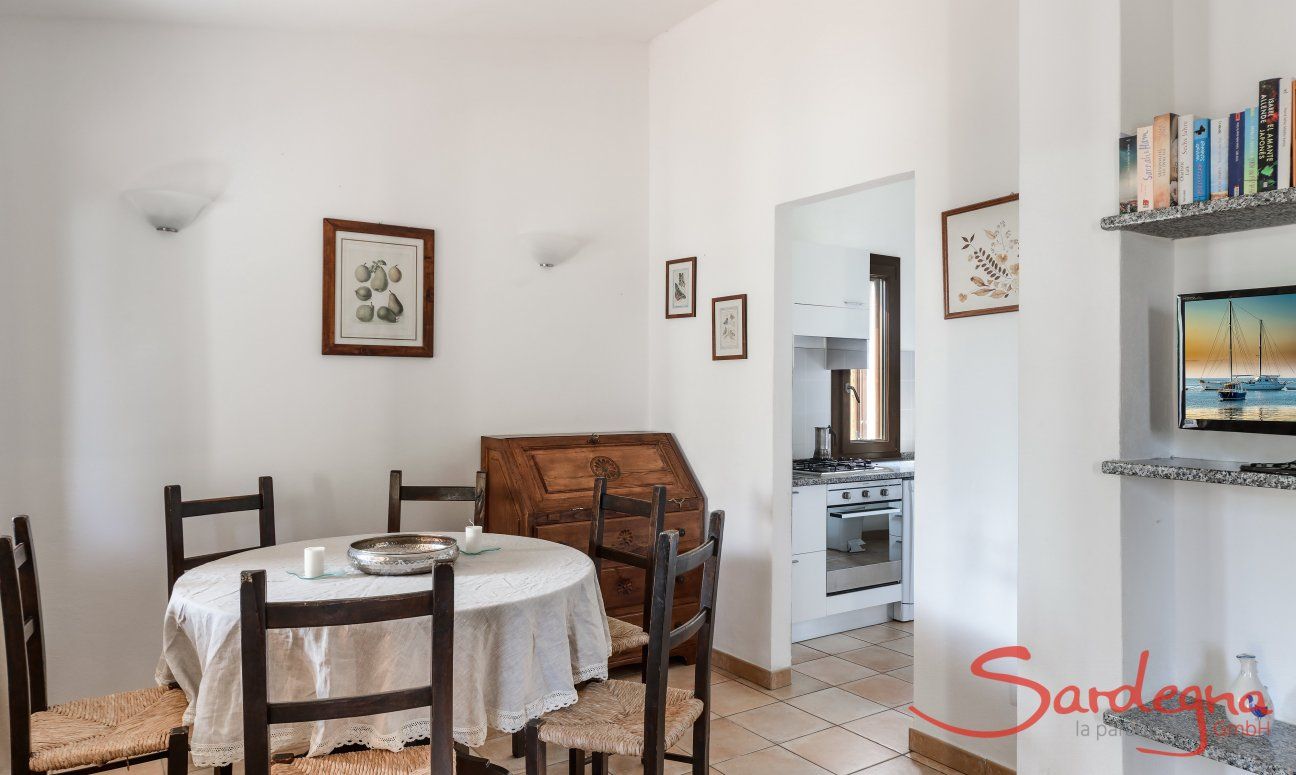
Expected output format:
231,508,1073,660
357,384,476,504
825,502,903,594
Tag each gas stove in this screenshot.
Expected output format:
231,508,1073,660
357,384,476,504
792,458,878,477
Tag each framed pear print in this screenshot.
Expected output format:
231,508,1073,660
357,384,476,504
711,294,747,360
665,256,697,318
941,193,1020,319
322,218,434,357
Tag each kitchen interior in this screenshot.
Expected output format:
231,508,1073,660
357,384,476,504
787,175,918,685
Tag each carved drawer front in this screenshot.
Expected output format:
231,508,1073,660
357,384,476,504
532,511,703,561
599,565,702,612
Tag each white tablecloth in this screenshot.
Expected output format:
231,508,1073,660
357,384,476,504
157,533,611,767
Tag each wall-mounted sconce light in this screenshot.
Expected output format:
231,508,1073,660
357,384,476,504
124,188,212,233
519,231,584,269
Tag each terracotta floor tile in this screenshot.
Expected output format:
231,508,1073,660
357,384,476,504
710,679,780,716
843,625,909,644
608,755,691,775
887,665,915,683
792,643,827,665
740,671,831,700
888,620,914,633
673,717,774,762
667,663,729,689
714,745,834,775
860,756,942,774
840,674,914,707
786,687,888,724
472,736,569,773
839,646,913,673
800,633,870,654
792,656,877,686
779,727,897,775
842,709,913,753
728,701,833,743
884,637,914,656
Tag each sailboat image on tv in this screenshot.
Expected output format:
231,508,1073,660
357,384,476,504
1194,300,1292,399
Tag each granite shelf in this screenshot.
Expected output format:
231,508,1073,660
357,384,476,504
1100,189,1296,239
1101,457,1296,491
1105,702,1296,775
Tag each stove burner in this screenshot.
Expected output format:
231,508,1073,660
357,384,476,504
793,458,878,475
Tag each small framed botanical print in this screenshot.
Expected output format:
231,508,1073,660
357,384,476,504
941,193,1020,319
711,294,747,360
665,257,697,318
323,218,434,357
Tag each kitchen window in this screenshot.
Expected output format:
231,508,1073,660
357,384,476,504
831,254,900,458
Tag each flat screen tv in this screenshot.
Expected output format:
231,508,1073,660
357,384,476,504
1179,285,1296,435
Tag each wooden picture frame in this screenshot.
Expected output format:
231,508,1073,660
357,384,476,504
711,294,747,360
323,218,434,357
665,257,697,318
941,193,1019,319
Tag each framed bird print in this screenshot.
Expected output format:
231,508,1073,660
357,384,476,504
712,294,747,360
665,256,697,318
322,218,434,357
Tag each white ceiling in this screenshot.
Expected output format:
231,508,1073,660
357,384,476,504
0,0,717,40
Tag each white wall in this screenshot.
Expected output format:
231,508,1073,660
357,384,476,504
648,0,1018,767
1139,6,1296,773
0,17,650,702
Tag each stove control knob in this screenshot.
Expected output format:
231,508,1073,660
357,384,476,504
861,490,869,498
842,492,852,500
880,489,889,497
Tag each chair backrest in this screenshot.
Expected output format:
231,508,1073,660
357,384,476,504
587,478,668,621
641,510,725,775
2,516,50,775
165,476,276,595
388,470,486,533
239,563,455,775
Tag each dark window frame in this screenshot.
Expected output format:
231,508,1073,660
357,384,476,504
831,254,901,459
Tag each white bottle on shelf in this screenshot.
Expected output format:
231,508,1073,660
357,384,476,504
1224,653,1275,736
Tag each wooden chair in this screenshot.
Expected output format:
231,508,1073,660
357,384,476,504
165,476,276,595
239,562,455,775
524,511,725,775
508,479,667,759
388,470,486,533
2,516,190,775
589,478,669,660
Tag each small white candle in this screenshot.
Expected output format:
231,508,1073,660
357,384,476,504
463,525,483,553
303,546,325,579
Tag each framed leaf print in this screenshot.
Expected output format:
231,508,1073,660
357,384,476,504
323,218,434,357
941,193,1019,319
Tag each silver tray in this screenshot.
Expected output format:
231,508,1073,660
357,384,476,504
347,534,459,576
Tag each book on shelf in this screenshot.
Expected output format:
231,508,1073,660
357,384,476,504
1137,125,1154,212
1118,134,1137,213
1153,112,1179,208
1177,114,1195,204
1244,106,1259,195
1210,116,1228,199
1192,118,1210,202
1229,111,1245,196
1280,78,1293,190
1258,78,1280,191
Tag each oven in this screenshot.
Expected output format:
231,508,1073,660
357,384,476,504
824,479,904,595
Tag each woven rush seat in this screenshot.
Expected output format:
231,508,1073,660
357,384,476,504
272,745,453,775
606,617,649,656
29,685,187,772
536,679,703,758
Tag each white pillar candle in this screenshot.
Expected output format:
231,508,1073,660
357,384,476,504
303,546,325,579
463,525,483,553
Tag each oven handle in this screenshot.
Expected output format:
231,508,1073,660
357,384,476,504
828,506,903,519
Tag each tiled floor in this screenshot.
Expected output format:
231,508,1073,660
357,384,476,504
472,619,954,775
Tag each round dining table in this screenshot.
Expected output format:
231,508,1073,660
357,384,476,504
156,532,612,768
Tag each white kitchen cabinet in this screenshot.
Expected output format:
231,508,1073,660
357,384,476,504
790,550,827,623
791,486,826,555
792,303,870,339
792,243,872,309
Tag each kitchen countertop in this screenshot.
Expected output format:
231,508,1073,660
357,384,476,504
793,461,914,487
